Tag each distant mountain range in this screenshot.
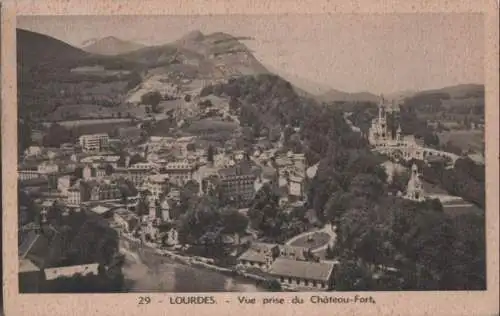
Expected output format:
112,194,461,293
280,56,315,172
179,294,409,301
16,28,484,109
317,89,380,103
81,36,145,55
410,84,484,99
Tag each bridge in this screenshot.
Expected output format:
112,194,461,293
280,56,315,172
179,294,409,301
373,144,460,165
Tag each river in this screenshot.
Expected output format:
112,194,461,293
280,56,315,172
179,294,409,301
120,240,265,292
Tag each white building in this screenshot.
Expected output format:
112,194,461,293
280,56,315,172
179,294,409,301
164,160,196,186
24,146,43,157
368,99,460,164
404,164,425,201
78,133,109,152
145,174,170,200
80,155,120,168
57,175,75,196
37,161,59,174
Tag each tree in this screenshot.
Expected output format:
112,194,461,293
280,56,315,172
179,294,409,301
220,207,249,244
141,91,162,113
104,164,114,176
128,154,144,166
423,131,440,147
333,259,375,291
18,120,32,157
247,184,284,238
206,145,215,163
135,197,149,217
43,123,73,148
177,195,221,245
349,174,385,201
389,169,410,194
325,244,335,260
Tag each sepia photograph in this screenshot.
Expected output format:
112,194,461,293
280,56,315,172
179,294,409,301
14,12,489,295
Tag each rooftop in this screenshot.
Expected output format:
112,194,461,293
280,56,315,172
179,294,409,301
238,249,268,264
268,258,335,282
19,258,41,273
79,133,109,138
250,242,279,252
90,205,112,215
279,245,311,261
44,263,100,281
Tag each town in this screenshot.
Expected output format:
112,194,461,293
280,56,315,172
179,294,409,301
15,22,486,293
18,90,484,292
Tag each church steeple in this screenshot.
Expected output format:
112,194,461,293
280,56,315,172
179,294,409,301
396,124,402,141
405,163,424,201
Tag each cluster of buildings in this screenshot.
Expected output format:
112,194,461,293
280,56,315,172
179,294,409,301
237,242,336,290
19,131,311,228
18,116,317,291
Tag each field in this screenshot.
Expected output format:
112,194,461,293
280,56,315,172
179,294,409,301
438,130,484,153
45,119,136,137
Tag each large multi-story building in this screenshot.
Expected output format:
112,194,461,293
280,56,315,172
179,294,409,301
114,163,153,188
67,180,88,205
66,179,122,205
80,155,120,169
88,180,121,202
82,165,107,180
163,160,196,186
216,162,256,206
78,133,109,152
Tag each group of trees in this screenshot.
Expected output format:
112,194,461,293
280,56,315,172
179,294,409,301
201,75,314,147
298,104,486,291
42,123,75,147
203,76,486,290
332,198,485,290
247,183,310,243
141,91,163,113
19,195,126,293
175,194,249,257
422,157,485,209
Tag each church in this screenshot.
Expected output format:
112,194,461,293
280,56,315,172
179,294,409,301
403,163,425,202
368,97,446,163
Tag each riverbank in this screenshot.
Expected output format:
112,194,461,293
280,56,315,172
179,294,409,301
120,235,273,292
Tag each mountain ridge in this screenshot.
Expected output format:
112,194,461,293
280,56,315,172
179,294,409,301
17,28,91,70
81,36,146,55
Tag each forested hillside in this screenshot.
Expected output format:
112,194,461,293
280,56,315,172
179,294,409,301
202,74,486,291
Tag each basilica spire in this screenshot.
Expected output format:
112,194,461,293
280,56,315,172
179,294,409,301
405,163,425,201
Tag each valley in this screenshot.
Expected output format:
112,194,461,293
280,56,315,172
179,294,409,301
16,25,487,294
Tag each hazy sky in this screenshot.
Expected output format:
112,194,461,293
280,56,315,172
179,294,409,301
17,14,484,94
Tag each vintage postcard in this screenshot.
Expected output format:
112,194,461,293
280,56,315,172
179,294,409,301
2,0,499,315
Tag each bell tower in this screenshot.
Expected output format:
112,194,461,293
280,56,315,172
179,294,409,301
405,164,425,201
378,95,388,140
396,124,403,142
